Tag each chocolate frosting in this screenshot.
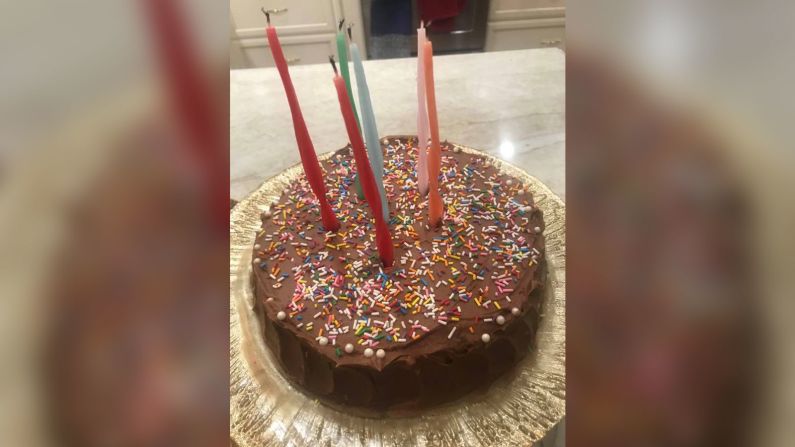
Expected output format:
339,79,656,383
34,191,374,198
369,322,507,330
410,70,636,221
252,137,545,414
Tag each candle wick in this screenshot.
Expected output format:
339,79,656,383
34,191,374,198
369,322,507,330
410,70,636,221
329,55,338,75
260,8,270,25
338,18,345,31
346,23,353,41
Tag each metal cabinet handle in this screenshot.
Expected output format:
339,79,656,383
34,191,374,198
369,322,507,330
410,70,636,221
450,28,474,35
541,39,562,46
263,7,288,14
286,57,301,64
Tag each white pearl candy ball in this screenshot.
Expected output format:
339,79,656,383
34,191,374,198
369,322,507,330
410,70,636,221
276,311,286,320
344,343,354,354
376,349,386,359
496,315,506,325
511,307,521,316
318,336,328,346
481,333,491,343
364,348,374,358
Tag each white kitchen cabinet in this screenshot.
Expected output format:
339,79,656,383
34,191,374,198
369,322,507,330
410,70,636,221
486,0,565,51
230,0,366,68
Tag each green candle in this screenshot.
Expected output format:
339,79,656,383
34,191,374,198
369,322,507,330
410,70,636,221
336,22,364,198
336,24,360,130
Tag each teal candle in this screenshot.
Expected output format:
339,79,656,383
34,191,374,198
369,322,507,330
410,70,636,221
349,42,388,220
336,27,365,199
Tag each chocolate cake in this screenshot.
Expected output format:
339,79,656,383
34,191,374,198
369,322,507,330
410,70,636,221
251,136,546,414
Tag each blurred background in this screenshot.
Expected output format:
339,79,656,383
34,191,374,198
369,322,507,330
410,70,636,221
566,1,795,446
0,1,229,446
229,0,565,68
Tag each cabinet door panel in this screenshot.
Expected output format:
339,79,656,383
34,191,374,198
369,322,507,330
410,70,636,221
238,34,337,68
486,19,565,51
231,0,337,38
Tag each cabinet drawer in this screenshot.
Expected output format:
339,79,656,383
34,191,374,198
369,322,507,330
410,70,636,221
231,0,338,38
490,0,565,21
486,19,565,51
238,34,337,68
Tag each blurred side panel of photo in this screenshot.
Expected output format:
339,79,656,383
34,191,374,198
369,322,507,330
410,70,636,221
0,1,229,446
566,1,795,446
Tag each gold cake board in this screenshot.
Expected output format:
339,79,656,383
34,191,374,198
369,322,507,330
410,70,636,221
230,137,565,446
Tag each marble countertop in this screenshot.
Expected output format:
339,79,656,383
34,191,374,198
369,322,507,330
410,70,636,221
231,48,565,201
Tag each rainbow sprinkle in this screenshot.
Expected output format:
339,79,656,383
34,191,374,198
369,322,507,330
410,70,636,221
254,138,544,352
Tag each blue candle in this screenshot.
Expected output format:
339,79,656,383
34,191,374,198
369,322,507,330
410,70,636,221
349,43,389,221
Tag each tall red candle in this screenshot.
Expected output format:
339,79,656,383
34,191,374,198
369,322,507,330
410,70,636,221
423,41,443,227
265,14,339,231
331,60,394,267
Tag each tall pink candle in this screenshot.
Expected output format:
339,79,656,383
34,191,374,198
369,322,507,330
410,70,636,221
416,23,430,196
